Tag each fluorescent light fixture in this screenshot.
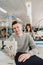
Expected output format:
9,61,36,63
0,7,7,13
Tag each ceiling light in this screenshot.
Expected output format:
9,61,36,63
0,7,7,13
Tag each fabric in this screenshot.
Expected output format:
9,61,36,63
15,52,43,65
9,32,39,56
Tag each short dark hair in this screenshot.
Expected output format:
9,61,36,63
12,21,18,26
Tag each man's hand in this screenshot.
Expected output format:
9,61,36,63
18,53,31,62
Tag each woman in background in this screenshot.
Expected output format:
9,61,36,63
26,23,35,39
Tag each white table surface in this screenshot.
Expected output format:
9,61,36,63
0,51,15,65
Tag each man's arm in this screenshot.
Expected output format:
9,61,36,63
28,34,39,56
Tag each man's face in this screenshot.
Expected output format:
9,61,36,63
13,23,22,35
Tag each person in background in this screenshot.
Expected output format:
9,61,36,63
1,28,9,40
1,28,6,38
9,21,43,65
26,23,35,39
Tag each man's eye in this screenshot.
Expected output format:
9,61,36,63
13,26,19,29
13,28,16,29
17,26,19,28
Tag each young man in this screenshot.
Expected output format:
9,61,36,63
10,21,43,65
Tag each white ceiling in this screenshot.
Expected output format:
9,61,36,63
0,0,29,24
0,0,43,26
